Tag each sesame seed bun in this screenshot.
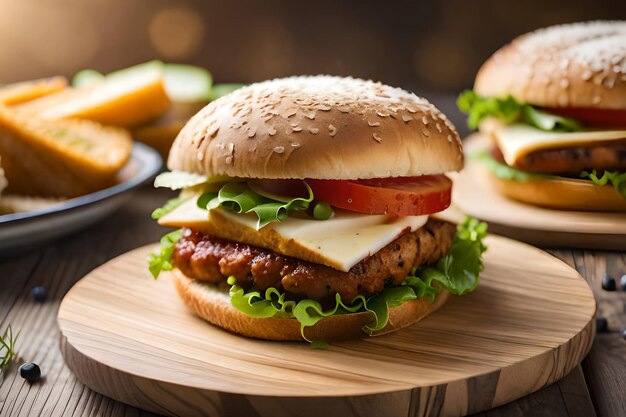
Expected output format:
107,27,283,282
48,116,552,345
167,76,463,179
171,268,448,342
475,21,626,110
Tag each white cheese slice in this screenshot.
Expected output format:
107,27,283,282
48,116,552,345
159,198,428,271
493,123,626,166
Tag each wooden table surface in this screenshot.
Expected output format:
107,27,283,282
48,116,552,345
1,185,625,417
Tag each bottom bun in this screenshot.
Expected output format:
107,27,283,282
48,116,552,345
171,268,448,342
483,168,626,212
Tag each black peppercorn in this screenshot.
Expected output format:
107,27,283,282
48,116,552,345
596,317,609,333
19,362,41,381
601,275,616,291
31,286,47,303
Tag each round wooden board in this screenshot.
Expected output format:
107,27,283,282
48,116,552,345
58,237,595,417
453,134,626,250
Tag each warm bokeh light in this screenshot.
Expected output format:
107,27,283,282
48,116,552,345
149,6,204,60
0,1,99,80
0,0,623,92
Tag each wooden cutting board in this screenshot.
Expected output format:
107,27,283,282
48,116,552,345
58,236,595,417
453,134,626,250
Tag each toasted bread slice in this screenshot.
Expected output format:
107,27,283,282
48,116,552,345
15,62,170,128
0,77,68,106
0,107,132,197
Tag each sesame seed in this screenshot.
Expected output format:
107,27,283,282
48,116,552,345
197,151,204,161
592,95,602,104
435,123,442,133
309,127,319,134
372,132,382,142
447,135,453,142
318,105,331,111
421,116,429,125
291,142,301,148
305,111,316,120
603,77,616,89
328,124,337,137
402,115,413,123
247,128,256,138
268,127,277,136
376,111,389,117
560,79,570,89
273,146,285,154
225,156,233,164
368,121,381,127
338,106,350,113
292,126,303,132
285,109,297,118
208,126,219,138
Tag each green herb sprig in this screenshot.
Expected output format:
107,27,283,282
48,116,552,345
0,325,19,373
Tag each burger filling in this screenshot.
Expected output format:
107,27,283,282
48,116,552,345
457,90,626,202
172,219,455,304
149,173,487,344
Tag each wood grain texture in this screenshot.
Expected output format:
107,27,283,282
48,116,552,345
56,235,595,417
0,186,620,417
452,134,626,250
553,249,626,417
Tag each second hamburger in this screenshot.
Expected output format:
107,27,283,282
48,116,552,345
459,21,626,212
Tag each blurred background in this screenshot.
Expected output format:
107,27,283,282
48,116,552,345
0,0,625,132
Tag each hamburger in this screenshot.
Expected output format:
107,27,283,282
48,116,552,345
149,76,486,346
458,21,626,212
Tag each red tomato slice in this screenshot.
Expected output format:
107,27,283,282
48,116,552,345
307,175,452,216
547,107,626,127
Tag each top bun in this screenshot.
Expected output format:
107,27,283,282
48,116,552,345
475,21,626,110
168,76,462,180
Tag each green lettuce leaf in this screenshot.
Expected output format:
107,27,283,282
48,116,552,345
147,229,182,278
472,150,553,181
197,181,315,229
226,217,488,346
227,274,425,345
415,217,487,295
151,197,186,219
457,90,581,132
580,170,626,199
522,105,582,132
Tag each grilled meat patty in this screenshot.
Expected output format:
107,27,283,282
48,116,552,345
172,218,456,303
510,142,626,174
